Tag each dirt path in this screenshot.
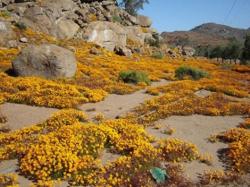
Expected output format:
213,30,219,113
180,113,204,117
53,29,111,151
146,115,244,182
79,79,170,119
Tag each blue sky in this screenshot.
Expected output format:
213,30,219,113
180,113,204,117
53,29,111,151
138,0,250,32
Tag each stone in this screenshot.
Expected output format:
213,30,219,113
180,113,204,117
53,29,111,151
90,47,102,55
182,46,196,57
136,15,152,27
0,21,17,47
19,37,28,43
52,18,79,39
21,6,52,34
40,0,76,12
114,46,132,57
12,44,77,79
83,21,126,51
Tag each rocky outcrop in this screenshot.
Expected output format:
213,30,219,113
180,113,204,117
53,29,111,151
136,15,152,27
181,46,196,57
12,44,77,78
1,0,156,54
83,21,126,51
19,0,79,39
0,21,17,47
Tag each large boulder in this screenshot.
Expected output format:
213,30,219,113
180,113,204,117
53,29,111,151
0,21,17,47
51,18,79,39
136,15,152,27
12,44,77,78
83,21,126,51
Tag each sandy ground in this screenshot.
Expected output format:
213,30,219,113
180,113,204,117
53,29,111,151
79,79,170,119
146,115,244,182
0,103,58,131
100,149,121,165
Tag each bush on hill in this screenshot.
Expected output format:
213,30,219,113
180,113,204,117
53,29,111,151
119,70,151,85
175,66,209,80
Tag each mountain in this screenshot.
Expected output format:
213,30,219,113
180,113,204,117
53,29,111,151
161,23,250,48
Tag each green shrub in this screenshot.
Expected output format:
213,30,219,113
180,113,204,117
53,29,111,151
15,22,27,30
175,66,209,80
119,70,151,85
151,51,164,59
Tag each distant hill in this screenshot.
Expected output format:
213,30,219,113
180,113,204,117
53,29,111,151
161,23,250,48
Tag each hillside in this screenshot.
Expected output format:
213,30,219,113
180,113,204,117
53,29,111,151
0,1,250,187
161,23,250,48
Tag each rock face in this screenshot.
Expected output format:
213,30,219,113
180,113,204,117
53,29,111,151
0,21,16,47
1,0,156,54
20,0,79,39
83,21,126,51
12,44,77,78
136,15,152,27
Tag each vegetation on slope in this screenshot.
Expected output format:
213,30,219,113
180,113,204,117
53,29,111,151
0,27,249,186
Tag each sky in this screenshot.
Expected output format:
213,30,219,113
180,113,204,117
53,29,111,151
138,0,250,33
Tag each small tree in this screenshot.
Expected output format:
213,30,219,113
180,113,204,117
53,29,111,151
209,46,223,61
229,43,241,62
241,34,250,64
119,0,149,15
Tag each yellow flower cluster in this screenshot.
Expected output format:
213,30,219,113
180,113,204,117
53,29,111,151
228,138,250,172
100,144,159,187
101,119,154,153
19,122,107,181
0,48,19,71
41,109,88,131
128,79,250,124
0,109,87,160
0,108,163,186
20,28,57,44
158,138,199,162
239,118,250,129
217,128,249,142
0,173,19,187
0,72,107,108
216,127,250,173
